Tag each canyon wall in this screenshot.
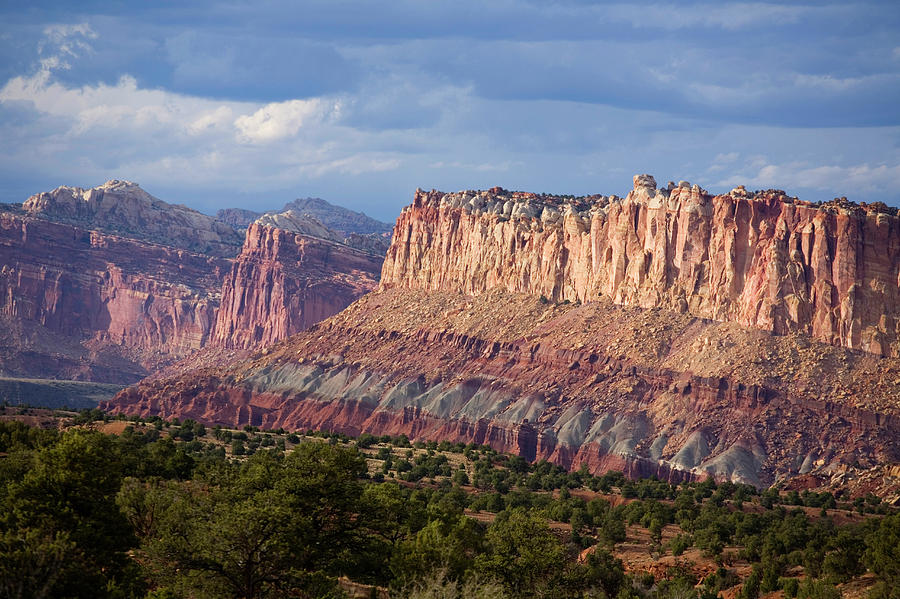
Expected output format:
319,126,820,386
382,176,900,357
106,287,900,491
0,211,230,382
1,180,391,383
103,177,900,493
212,223,384,350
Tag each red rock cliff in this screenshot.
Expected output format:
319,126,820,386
0,211,230,382
212,223,383,349
382,176,900,357
105,287,900,490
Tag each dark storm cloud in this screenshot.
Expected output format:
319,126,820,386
1,0,899,214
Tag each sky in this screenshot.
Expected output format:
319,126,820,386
1,1,899,222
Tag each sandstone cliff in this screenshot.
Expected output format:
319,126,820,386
105,287,900,491
212,223,384,350
103,177,900,493
382,176,900,357
1,181,394,384
24,180,243,256
0,211,230,382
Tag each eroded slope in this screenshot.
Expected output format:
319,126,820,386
106,287,900,490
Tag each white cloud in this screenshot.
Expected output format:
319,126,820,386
35,23,97,78
0,29,408,202
187,106,235,135
0,71,251,136
234,98,340,143
714,160,900,197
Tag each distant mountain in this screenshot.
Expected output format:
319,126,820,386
254,210,343,243
280,197,393,236
254,209,391,256
21,180,243,256
217,197,392,237
215,207,262,230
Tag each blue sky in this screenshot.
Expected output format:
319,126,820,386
1,1,899,221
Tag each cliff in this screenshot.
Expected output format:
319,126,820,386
23,180,243,256
103,177,900,493
105,286,900,491
212,223,384,350
1,180,398,384
0,211,230,382
382,176,900,357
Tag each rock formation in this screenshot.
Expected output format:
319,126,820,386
382,176,900,357
105,286,900,490
0,210,230,382
1,181,387,384
216,207,262,230
212,223,383,350
24,180,243,256
277,197,393,236
105,176,900,493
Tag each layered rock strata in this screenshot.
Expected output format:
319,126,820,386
1,181,390,383
212,224,384,350
0,211,230,382
104,177,900,493
383,176,900,356
254,208,391,255
24,180,243,256
105,287,900,490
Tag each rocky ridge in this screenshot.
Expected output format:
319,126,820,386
383,176,900,357
215,196,393,237
215,207,262,231
254,210,391,256
105,286,900,493
278,197,393,236
212,223,384,350
22,180,243,256
105,176,900,492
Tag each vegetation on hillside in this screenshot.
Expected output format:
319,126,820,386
0,410,897,599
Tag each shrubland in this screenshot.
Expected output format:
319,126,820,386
0,408,897,599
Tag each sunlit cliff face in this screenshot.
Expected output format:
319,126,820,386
383,175,900,357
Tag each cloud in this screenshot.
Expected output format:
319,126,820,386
187,106,234,135
2,6,900,217
40,23,96,58
234,99,340,143
35,22,96,78
299,154,402,177
714,152,739,164
162,30,361,101
0,26,412,215
429,160,521,173
745,161,900,195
